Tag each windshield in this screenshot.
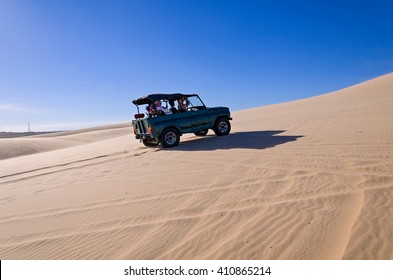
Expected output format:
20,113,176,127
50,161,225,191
187,96,206,109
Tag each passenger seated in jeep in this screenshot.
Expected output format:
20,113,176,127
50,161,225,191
146,103,155,117
178,97,189,112
169,100,178,114
155,100,172,115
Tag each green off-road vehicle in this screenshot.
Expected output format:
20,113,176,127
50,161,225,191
131,93,232,148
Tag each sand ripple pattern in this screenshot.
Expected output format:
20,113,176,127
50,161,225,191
1,73,393,259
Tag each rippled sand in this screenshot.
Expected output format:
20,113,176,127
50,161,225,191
1,74,393,259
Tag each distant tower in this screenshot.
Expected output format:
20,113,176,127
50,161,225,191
28,122,31,132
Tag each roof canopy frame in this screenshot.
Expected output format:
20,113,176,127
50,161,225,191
132,93,198,106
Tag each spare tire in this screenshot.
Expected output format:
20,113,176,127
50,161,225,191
142,138,159,147
194,129,209,136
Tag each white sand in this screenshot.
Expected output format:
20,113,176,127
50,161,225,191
1,73,393,259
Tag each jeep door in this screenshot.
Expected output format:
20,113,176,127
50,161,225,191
186,96,210,131
171,111,194,133
190,109,210,131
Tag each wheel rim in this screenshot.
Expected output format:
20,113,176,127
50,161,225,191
218,121,228,133
165,132,177,145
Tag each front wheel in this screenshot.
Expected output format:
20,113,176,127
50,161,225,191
160,128,180,148
213,118,231,136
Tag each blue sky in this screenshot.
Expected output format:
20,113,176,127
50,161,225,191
1,0,392,131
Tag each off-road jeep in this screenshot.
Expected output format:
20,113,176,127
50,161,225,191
131,93,232,148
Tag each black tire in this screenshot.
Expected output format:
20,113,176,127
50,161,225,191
194,129,209,136
213,118,231,136
160,128,180,148
142,138,159,147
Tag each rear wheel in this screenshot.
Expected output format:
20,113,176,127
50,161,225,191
194,129,208,136
213,118,231,136
160,128,180,148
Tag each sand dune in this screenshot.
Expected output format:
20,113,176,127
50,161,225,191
0,123,131,160
1,73,393,259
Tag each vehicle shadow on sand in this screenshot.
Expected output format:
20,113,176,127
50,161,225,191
171,130,303,151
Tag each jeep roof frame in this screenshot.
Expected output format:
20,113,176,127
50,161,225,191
132,93,198,106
